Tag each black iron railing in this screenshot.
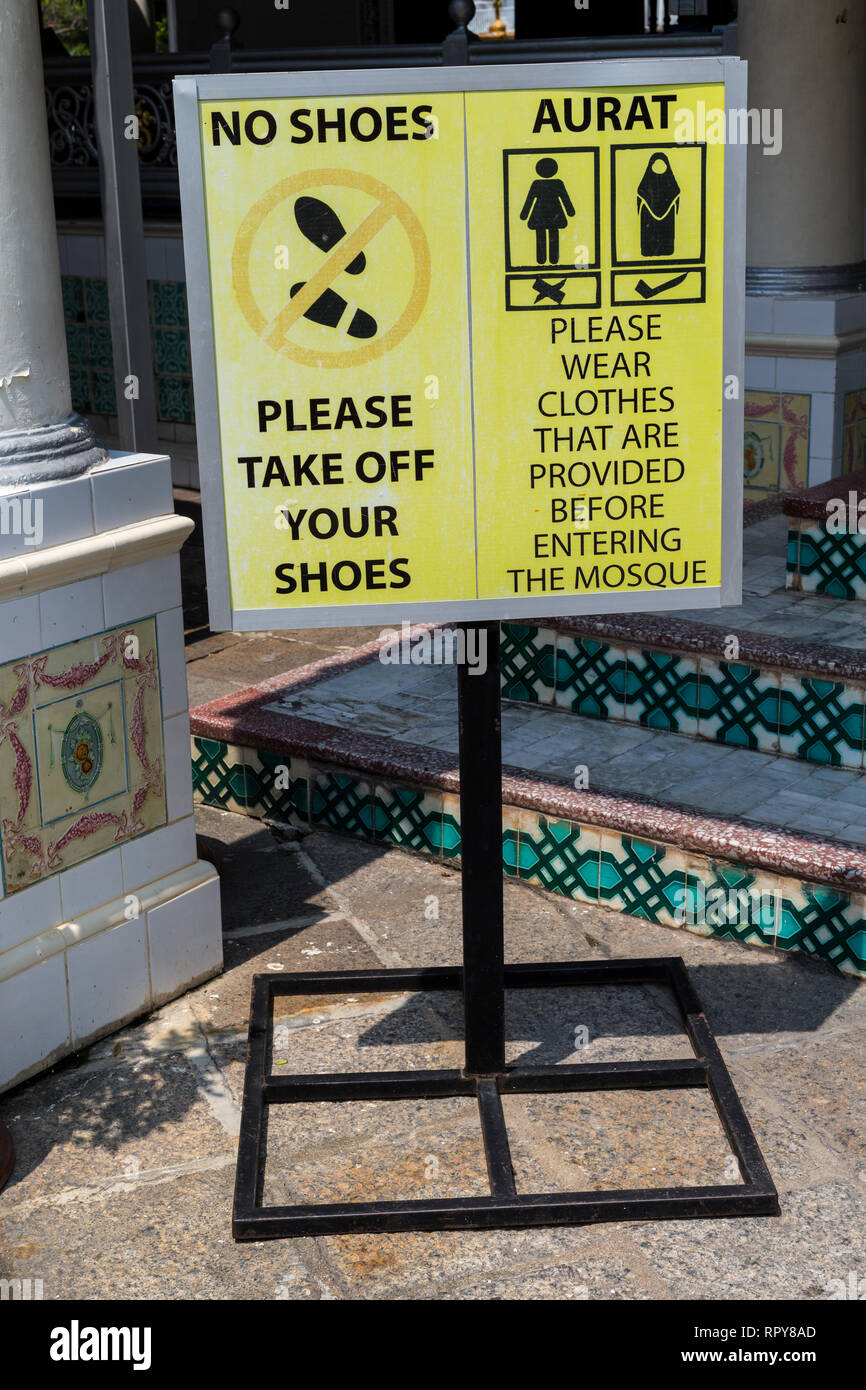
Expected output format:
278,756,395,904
45,28,723,206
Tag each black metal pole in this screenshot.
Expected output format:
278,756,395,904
457,622,506,1075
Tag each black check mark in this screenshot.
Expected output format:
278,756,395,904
634,271,690,300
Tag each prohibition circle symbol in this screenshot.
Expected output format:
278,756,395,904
232,168,431,368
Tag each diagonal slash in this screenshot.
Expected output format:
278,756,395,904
264,192,401,349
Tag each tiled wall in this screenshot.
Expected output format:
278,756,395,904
842,389,866,474
744,391,811,499
62,274,194,425
190,735,866,980
787,518,866,603
500,623,866,769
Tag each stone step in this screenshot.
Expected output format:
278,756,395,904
188,634,866,981
785,468,866,601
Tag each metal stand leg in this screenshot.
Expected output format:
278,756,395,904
232,622,779,1239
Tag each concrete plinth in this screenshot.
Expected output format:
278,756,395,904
0,451,222,1093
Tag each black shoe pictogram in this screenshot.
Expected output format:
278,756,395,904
294,196,367,275
289,283,377,339
292,195,378,339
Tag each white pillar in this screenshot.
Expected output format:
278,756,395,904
0,0,103,482
739,0,866,291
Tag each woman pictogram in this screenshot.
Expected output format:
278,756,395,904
636,153,681,257
519,157,575,266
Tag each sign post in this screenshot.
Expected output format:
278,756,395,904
175,48,778,1238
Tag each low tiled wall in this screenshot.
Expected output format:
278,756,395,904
191,733,866,981
501,621,866,769
786,518,866,601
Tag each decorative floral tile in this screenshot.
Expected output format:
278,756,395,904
623,648,701,735
744,391,811,492
373,784,444,855
598,834,687,929
842,388,866,474
499,624,556,703
91,371,117,416
0,621,166,894
777,675,866,767
697,659,780,750
554,633,628,720
157,376,193,423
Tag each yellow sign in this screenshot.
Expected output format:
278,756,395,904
180,70,740,628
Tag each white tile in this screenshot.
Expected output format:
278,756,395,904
776,356,837,393
163,712,194,821
67,915,150,1045
64,234,101,277
102,553,181,627
0,954,69,1090
0,874,62,954
0,593,41,662
835,293,866,335
772,298,836,337
121,815,197,892
59,848,124,924
144,235,167,280
744,354,776,390
147,873,222,1004
91,455,173,532
745,297,773,334
156,606,189,717
807,391,837,459
806,456,834,486
23,475,94,555
39,576,105,645
164,239,186,280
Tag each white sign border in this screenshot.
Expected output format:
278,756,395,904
174,57,746,633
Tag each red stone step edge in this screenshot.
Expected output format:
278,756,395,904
190,634,866,897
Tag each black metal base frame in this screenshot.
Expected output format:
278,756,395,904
232,956,779,1240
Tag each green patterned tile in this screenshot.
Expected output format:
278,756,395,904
681,860,779,947
554,634,628,720
91,371,117,415
153,327,191,376
150,279,188,328
623,649,701,734
61,275,84,322
598,834,687,929
441,792,462,860
157,375,193,423
776,884,866,975
795,522,866,601
84,276,110,323
372,784,443,854
246,749,309,824
311,770,372,838
69,369,91,414
500,624,556,703
191,737,256,814
697,659,780,750
87,323,114,371
64,322,88,368
777,675,865,767
516,813,600,903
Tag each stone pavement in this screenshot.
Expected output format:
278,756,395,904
1,796,863,1299
1,508,864,1300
